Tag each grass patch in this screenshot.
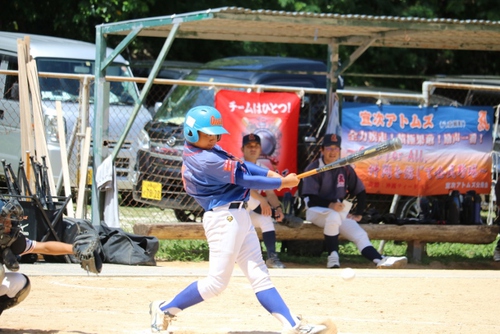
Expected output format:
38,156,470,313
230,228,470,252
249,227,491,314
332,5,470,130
157,240,209,261
156,237,499,266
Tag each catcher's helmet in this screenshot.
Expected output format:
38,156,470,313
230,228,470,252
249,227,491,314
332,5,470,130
0,198,24,222
183,106,228,143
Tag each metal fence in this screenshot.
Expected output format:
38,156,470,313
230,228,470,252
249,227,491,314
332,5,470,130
0,70,153,229
2,70,500,228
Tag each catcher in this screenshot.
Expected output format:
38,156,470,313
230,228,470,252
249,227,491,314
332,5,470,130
0,198,101,316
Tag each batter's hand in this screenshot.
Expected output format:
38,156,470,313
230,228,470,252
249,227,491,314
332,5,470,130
278,173,299,190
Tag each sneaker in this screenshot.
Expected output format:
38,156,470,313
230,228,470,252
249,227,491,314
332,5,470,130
327,251,340,269
281,321,327,334
494,248,500,262
150,300,175,333
376,256,408,269
266,253,286,268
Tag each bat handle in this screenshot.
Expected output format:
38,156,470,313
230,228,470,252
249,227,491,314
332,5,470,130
297,169,317,179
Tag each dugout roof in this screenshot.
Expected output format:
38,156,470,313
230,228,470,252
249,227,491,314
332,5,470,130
99,6,500,51
90,7,500,224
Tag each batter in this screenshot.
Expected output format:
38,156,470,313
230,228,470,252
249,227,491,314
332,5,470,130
149,106,335,334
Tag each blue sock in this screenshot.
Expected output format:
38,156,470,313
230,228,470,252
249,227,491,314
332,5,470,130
160,281,204,311
256,288,296,327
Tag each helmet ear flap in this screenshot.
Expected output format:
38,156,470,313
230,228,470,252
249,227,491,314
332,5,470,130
183,127,199,143
184,105,227,144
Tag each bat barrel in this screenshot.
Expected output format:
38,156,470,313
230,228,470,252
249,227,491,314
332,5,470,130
297,137,403,180
389,137,402,149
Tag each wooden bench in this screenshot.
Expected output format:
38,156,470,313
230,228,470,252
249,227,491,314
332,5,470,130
133,222,500,263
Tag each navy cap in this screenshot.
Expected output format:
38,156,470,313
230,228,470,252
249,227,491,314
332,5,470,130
323,133,341,147
242,133,261,146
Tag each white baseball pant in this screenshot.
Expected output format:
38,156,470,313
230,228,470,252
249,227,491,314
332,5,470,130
306,206,372,251
197,204,274,300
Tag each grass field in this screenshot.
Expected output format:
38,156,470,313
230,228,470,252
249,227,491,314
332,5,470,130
155,237,500,266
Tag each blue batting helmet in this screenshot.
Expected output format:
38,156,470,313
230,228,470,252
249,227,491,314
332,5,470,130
183,106,229,143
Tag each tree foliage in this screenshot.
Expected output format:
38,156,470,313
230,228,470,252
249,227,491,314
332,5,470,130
2,0,500,90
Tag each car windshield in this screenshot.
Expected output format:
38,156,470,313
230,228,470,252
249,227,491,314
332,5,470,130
154,72,249,125
37,58,140,105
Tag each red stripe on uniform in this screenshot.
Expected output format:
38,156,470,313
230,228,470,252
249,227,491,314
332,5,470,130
230,160,236,183
223,159,232,172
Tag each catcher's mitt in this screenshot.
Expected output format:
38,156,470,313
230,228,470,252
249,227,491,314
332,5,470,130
73,223,103,274
277,214,304,228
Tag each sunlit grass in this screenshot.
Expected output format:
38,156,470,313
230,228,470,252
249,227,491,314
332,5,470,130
155,237,499,266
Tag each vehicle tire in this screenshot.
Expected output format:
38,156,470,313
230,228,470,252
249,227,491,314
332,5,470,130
399,196,420,219
174,209,204,223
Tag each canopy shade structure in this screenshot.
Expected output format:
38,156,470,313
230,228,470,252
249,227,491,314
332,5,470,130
90,7,500,225
99,7,500,51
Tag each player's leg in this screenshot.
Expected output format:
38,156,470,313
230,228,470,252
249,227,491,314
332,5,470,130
339,218,379,261
236,220,332,334
306,207,342,268
151,209,247,332
251,211,285,268
0,271,31,315
340,219,407,269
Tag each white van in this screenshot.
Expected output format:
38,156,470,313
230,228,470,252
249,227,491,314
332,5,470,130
0,32,152,198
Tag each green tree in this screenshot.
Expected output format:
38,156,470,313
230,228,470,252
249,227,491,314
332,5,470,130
0,0,153,42
2,0,500,90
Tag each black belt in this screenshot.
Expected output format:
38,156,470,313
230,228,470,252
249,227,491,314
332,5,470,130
210,201,248,211
228,201,248,209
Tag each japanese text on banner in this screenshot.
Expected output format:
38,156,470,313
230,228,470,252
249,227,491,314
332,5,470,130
215,90,301,195
341,103,493,196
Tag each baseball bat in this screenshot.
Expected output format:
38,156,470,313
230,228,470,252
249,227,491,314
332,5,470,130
297,137,402,179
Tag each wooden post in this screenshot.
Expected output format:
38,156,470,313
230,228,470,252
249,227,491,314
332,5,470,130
75,127,91,219
406,240,427,263
17,38,35,191
56,101,75,217
27,60,57,200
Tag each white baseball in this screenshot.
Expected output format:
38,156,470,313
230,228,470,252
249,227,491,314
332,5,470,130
341,267,356,281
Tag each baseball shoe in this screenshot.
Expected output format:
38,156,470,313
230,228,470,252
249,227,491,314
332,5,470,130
327,251,340,269
266,253,286,268
150,300,175,333
376,256,408,269
493,248,500,262
282,318,337,334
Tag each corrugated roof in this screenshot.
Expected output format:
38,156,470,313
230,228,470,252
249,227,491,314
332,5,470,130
99,7,500,51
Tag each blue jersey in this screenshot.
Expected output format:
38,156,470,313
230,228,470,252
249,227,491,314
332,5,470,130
182,142,281,211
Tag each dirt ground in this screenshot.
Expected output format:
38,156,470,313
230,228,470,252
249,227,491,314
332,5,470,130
1,260,500,334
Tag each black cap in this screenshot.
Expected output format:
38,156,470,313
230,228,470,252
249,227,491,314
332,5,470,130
242,133,261,146
323,133,341,147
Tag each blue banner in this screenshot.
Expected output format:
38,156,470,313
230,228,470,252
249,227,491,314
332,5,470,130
341,103,493,195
